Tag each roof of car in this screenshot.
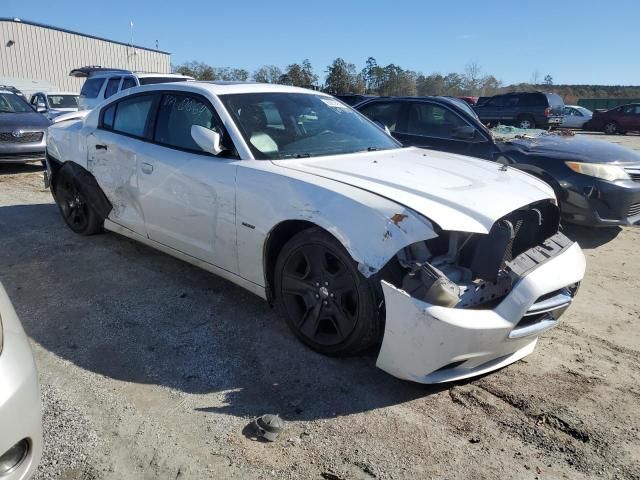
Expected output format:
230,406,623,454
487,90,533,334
36,91,78,96
124,81,329,96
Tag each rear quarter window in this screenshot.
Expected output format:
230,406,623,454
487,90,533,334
80,78,104,99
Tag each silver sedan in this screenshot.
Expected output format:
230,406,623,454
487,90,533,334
561,105,593,129
0,281,42,479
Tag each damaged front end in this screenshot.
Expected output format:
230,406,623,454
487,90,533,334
376,200,586,383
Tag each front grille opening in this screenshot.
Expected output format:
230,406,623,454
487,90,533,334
628,202,640,217
0,131,44,144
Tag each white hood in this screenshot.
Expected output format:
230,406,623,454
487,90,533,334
273,147,555,233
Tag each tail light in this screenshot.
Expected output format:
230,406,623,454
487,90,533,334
544,107,551,117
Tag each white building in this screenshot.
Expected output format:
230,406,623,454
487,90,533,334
0,17,171,95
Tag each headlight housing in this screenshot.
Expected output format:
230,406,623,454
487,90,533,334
565,161,631,182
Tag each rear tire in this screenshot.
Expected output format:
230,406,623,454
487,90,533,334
54,168,102,235
274,227,382,356
603,122,619,135
516,115,536,129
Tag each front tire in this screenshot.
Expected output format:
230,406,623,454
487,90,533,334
274,228,382,356
54,169,102,235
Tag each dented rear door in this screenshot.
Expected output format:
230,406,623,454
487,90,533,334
86,129,146,235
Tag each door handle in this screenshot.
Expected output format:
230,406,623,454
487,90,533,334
95,144,107,150
141,162,154,174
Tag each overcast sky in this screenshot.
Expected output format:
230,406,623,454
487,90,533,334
6,0,640,85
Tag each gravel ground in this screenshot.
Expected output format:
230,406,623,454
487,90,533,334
0,132,639,479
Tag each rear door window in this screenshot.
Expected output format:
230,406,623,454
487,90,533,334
104,77,122,99
358,102,402,132
80,78,104,99
112,95,154,138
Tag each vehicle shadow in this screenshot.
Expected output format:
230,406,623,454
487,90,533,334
1,203,452,422
0,163,43,175
562,223,622,249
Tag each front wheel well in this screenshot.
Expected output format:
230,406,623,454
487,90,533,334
263,220,328,303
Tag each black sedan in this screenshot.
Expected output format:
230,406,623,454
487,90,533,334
356,96,640,227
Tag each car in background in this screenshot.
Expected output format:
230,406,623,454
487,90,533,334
30,91,79,121
583,103,640,135
474,91,564,129
0,280,43,479
70,66,193,110
561,105,592,129
45,81,585,383
457,96,478,106
356,96,640,226
334,94,376,106
0,87,50,163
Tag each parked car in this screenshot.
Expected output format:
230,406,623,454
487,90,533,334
30,91,79,121
0,281,43,479
583,103,640,135
0,87,50,163
334,94,376,106
474,91,565,129
356,96,640,226
457,96,478,106
561,105,592,129
46,82,585,384
70,67,193,110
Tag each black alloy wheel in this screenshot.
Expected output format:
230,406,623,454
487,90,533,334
275,228,381,356
55,172,101,235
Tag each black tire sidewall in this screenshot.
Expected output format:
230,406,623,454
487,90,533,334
54,168,102,235
274,227,382,357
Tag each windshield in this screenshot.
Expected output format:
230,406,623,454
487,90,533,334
219,92,401,159
47,95,79,109
0,92,33,113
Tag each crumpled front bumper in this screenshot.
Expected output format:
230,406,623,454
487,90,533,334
376,242,586,384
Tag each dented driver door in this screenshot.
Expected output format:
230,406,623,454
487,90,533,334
135,92,239,273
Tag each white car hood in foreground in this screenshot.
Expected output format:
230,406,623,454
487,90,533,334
273,147,555,233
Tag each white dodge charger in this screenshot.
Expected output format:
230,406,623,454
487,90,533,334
45,82,585,383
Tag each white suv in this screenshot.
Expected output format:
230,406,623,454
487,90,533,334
71,67,192,110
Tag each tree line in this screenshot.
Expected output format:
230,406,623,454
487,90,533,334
174,57,640,103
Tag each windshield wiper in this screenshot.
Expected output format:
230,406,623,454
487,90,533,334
293,153,311,158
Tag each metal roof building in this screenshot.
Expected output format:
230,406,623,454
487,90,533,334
0,17,171,95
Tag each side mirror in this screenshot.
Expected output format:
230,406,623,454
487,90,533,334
372,119,392,136
451,125,477,140
191,125,223,155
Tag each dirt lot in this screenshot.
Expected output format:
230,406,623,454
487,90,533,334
1,132,639,480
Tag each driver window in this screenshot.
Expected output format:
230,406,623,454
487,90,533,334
154,94,220,153
404,103,466,138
